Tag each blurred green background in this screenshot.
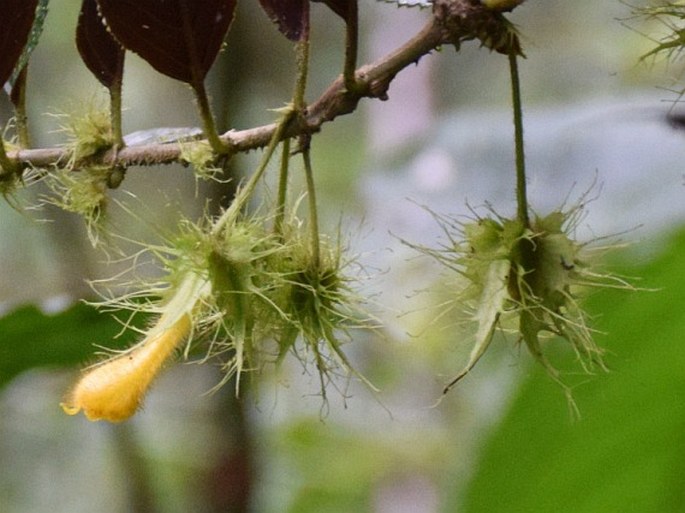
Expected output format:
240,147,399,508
2,1,685,512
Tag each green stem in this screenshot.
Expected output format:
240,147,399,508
293,14,321,265
274,137,291,238
212,109,294,236
110,77,125,149
276,20,311,238
193,81,228,155
302,147,320,270
509,52,529,228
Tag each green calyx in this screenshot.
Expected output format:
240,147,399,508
461,210,583,313
142,206,372,397
418,204,626,411
272,225,375,397
169,214,286,390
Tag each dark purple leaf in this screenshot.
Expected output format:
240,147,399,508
258,0,309,41
77,0,125,88
95,0,237,85
0,0,39,87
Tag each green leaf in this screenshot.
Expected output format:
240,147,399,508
460,228,685,513
0,303,139,389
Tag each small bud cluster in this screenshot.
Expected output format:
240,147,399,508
42,107,120,246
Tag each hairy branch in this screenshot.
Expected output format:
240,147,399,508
6,0,518,173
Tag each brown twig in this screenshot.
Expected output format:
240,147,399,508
6,0,518,173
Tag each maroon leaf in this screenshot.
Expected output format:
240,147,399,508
0,0,39,87
95,0,237,85
258,0,309,41
77,0,125,89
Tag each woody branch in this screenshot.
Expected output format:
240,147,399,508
6,0,517,173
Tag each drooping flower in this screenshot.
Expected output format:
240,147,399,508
61,272,207,421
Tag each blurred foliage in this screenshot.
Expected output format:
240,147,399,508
0,303,140,389
271,418,446,512
459,228,685,513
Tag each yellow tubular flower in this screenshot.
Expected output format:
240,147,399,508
61,312,191,422
61,273,207,422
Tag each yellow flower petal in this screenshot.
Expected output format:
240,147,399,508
61,313,191,422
